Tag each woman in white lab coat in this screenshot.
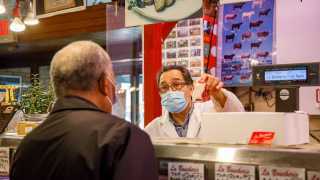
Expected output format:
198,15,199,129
145,66,244,138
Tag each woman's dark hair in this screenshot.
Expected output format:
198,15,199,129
156,65,193,86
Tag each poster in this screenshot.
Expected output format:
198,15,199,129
259,166,305,180
162,18,204,80
168,162,204,180
219,0,274,86
0,75,22,104
0,148,10,176
125,0,202,27
215,163,255,180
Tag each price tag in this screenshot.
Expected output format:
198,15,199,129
215,163,255,180
168,162,204,180
0,148,10,176
259,166,305,180
249,131,275,145
308,171,320,180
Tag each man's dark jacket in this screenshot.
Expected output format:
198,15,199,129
10,96,158,180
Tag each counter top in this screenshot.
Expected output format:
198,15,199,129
153,139,320,170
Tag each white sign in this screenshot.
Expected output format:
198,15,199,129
215,163,255,180
0,148,10,176
259,166,305,180
307,171,320,180
168,162,204,180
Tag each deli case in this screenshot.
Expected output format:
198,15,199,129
154,140,320,180
1,135,320,180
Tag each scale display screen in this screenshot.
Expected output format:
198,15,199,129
265,68,307,81
253,63,320,86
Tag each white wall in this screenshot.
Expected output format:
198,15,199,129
276,0,320,64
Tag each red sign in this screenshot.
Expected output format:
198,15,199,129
0,20,9,36
249,131,275,145
316,88,320,103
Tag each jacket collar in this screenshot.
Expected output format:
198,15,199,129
51,96,104,114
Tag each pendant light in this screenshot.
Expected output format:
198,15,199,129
10,0,26,32
0,0,5,14
24,1,39,26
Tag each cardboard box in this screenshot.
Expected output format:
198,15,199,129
199,112,309,145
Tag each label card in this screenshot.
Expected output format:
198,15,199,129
259,166,305,180
215,163,255,180
307,171,320,180
249,131,275,145
0,148,10,176
168,162,204,180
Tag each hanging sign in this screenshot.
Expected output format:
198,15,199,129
259,166,305,180
168,162,205,180
215,163,255,180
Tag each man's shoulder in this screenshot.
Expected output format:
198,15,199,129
145,116,162,128
62,109,128,127
144,116,162,135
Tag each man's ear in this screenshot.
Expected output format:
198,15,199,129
98,75,108,96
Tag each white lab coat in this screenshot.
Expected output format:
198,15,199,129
144,89,244,138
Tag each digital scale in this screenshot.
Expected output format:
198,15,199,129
252,62,320,113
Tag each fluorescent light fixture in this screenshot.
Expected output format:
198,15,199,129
10,17,26,32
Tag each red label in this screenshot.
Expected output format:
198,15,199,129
316,88,320,103
249,131,275,145
0,20,9,36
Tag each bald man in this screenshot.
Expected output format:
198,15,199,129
10,41,158,180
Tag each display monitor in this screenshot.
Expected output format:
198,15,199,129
265,67,307,82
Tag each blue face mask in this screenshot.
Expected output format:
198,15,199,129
161,91,188,113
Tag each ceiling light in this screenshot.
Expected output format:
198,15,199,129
10,0,26,32
24,1,39,26
0,0,5,14
24,12,39,25
10,17,26,32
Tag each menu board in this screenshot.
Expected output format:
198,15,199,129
259,166,305,180
215,163,255,180
168,162,204,180
308,171,320,180
0,148,10,176
162,18,204,80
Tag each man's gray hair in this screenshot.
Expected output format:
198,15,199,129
50,41,112,97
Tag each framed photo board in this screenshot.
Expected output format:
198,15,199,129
35,0,86,18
